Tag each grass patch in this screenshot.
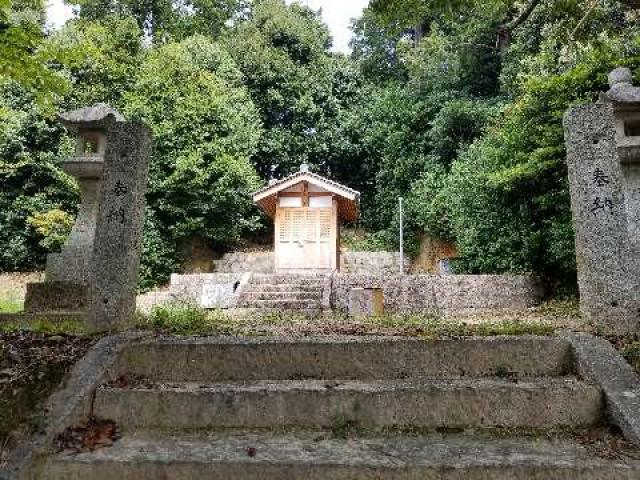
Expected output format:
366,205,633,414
0,318,85,335
0,299,22,314
137,301,235,335
135,301,558,337
363,313,554,337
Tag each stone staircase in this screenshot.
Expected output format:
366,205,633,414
237,273,328,312
40,336,640,479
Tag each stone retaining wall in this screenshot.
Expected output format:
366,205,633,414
340,252,410,275
331,274,541,315
212,251,411,276
212,252,274,273
169,273,246,301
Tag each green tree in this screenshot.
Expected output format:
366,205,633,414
226,0,363,181
350,7,407,84
67,0,248,42
0,0,68,109
125,35,263,285
445,35,640,291
48,16,144,109
0,83,77,271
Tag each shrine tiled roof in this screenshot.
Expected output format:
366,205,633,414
251,164,360,201
252,164,360,221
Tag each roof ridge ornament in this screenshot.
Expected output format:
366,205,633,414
300,163,310,173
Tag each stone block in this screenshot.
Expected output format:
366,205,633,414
348,287,384,316
23,282,86,313
200,283,235,309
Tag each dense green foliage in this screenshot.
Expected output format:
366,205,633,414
70,0,248,42
125,35,262,286
1,0,640,294
359,0,640,292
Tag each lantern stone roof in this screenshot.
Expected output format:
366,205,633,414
59,103,125,132
252,164,360,221
602,68,640,108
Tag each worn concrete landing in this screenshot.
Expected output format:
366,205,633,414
43,431,640,480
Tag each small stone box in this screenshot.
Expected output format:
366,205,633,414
200,283,235,309
349,287,384,316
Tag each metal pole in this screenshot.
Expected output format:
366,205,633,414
399,197,404,275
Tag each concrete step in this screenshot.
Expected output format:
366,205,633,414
94,378,602,431
44,431,640,479
250,274,328,285
238,299,323,310
241,291,323,301
112,336,574,383
242,284,324,293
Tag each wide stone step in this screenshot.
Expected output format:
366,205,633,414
94,378,602,431
242,284,324,293
241,291,323,301
44,431,640,480
238,299,323,310
112,336,574,382
250,274,328,285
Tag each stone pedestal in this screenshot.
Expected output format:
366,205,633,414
24,282,87,313
564,68,640,334
349,287,384,316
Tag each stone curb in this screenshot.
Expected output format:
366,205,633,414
2,333,138,480
564,332,640,447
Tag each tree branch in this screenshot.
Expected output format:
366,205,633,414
501,0,543,33
496,0,543,52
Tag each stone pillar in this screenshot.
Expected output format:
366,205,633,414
86,121,152,332
564,67,640,334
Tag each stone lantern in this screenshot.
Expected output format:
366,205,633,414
24,104,125,313
48,104,125,285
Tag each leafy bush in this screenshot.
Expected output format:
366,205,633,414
444,36,640,290
27,209,74,252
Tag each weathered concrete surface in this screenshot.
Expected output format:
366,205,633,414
43,432,640,480
566,332,640,447
113,336,574,382
3,334,133,480
94,378,602,431
169,270,540,314
237,274,326,312
10,333,640,480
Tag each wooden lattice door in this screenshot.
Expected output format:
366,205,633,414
276,207,334,271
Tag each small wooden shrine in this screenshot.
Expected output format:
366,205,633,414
252,165,360,273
